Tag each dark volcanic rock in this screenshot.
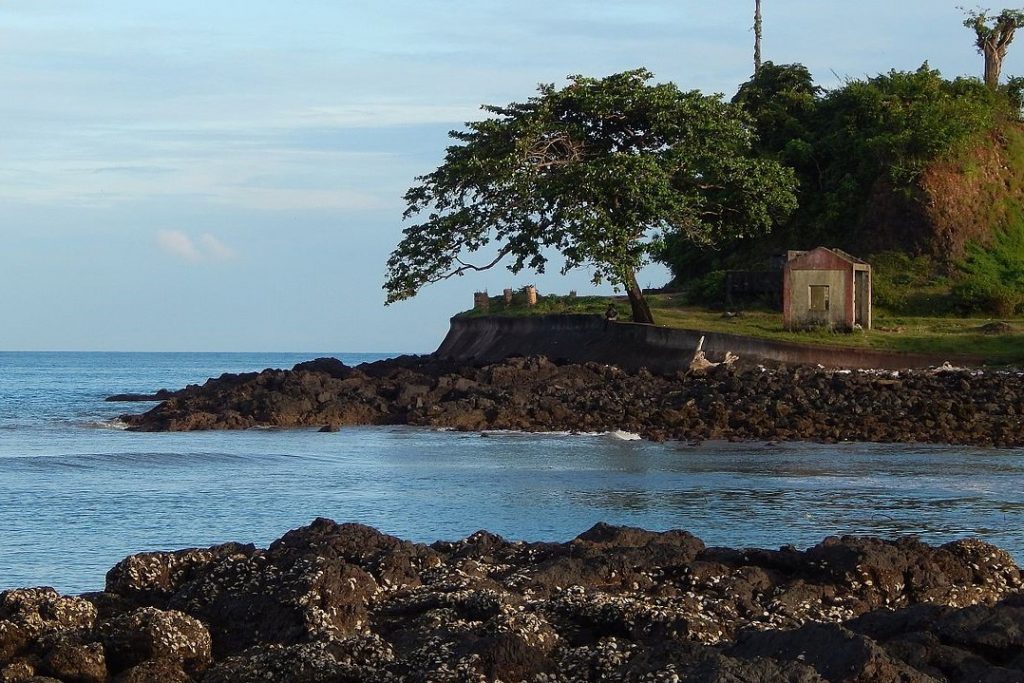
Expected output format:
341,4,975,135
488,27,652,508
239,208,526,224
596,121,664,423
37,632,107,683
5,521,1024,681
731,622,939,682
0,589,97,662
98,608,211,676
104,543,256,610
104,390,176,403
116,354,1024,447
291,357,356,379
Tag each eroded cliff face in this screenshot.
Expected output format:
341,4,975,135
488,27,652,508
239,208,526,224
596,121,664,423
858,123,1024,260
2,520,1023,682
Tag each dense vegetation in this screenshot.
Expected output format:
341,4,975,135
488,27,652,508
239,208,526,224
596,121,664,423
658,63,1024,316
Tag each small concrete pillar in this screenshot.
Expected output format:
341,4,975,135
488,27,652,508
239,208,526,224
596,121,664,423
524,285,537,307
473,291,490,312
503,288,514,306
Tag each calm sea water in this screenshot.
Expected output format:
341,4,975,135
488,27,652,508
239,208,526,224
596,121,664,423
1,352,1023,594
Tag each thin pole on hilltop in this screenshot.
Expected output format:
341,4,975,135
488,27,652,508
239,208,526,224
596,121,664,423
754,0,763,73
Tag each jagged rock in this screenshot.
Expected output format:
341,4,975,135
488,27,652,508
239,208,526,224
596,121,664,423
117,521,439,656
0,589,97,663
99,608,211,676
5,523,1024,681
200,639,392,683
36,631,106,683
292,358,355,380
115,355,1024,447
105,543,256,610
112,659,190,682
730,622,940,682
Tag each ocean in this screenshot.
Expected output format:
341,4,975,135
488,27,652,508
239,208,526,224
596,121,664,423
1,351,1023,594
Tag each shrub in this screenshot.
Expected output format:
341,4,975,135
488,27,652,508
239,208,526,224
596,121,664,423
684,270,728,306
870,251,955,314
953,208,1024,315
952,278,1023,316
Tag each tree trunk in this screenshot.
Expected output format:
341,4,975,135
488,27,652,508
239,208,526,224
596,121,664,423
753,0,763,73
977,18,1018,89
625,270,655,325
984,48,1003,89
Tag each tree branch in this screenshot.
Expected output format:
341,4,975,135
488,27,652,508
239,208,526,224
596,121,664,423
427,245,513,283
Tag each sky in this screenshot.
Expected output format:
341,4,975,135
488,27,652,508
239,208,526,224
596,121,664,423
1,1,1021,352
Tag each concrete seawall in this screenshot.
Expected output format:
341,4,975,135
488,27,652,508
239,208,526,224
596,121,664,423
434,314,981,372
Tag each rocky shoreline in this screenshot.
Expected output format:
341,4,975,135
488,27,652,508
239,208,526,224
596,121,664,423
2,520,1023,682
118,355,1024,447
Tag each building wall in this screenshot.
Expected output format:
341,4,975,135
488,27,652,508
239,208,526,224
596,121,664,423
785,269,850,329
854,269,872,329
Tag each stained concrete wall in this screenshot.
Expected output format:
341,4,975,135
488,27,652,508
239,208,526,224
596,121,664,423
434,315,980,372
788,269,848,329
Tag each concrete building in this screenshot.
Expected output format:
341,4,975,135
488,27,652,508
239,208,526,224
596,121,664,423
783,248,871,331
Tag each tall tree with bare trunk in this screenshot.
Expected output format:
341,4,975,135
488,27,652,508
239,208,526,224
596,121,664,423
962,7,1024,88
754,0,763,73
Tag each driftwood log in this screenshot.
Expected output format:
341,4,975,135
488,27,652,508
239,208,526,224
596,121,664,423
689,335,739,372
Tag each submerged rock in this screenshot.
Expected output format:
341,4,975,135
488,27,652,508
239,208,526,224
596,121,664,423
2,520,1024,681
104,390,177,403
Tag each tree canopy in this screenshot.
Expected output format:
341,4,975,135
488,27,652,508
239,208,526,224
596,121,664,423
732,61,820,164
384,69,797,323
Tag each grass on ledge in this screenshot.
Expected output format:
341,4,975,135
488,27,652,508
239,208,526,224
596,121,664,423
457,292,1024,365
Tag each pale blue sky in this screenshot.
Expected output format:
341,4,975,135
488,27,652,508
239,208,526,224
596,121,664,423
1,1,1019,351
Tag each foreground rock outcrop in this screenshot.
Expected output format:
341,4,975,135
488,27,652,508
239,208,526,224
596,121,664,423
2,521,1023,682
120,355,1024,447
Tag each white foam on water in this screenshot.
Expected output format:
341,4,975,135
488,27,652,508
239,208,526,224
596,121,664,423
85,419,130,431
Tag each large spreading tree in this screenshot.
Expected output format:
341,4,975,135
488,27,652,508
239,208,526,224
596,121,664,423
384,69,797,324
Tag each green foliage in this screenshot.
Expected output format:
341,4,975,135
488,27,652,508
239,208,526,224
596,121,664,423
962,7,1024,48
817,65,999,188
683,270,728,306
660,63,1015,286
732,62,821,164
384,69,798,315
953,207,1024,315
953,279,1024,316
458,293,616,318
870,251,954,315
1006,75,1024,116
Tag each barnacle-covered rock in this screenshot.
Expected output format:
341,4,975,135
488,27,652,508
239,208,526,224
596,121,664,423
99,608,211,676
4,522,1024,681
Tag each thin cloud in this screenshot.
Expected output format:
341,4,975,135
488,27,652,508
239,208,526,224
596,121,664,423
156,229,201,262
156,230,236,263
199,233,236,261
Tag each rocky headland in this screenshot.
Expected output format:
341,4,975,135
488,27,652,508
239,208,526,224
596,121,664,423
118,355,1024,447
2,520,1023,682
